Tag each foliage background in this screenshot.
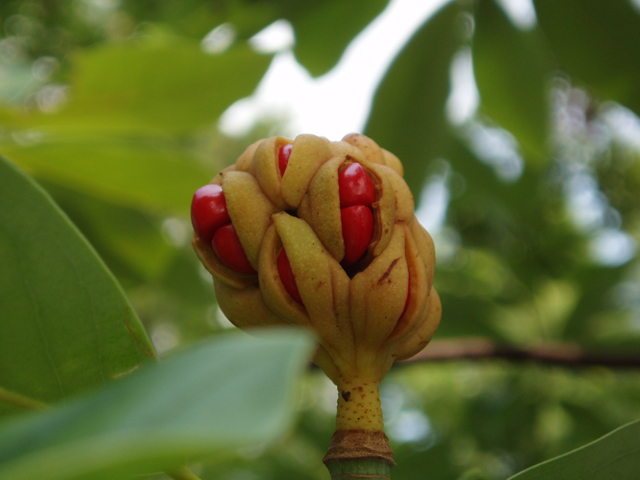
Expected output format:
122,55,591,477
2,0,640,479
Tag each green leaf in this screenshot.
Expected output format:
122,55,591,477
0,135,212,215
119,0,389,76
0,155,155,418
0,37,269,216
507,419,640,479
0,330,314,480
533,0,640,116
473,0,551,163
29,40,270,135
287,0,390,76
69,41,270,133
365,0,466,195
41,183,177,283
224,0,390,77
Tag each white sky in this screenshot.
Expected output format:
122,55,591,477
219,0,449,140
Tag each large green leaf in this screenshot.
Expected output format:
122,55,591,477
0,330,314,480
473,0,551,163
1,40,272,136
508,419,640,479
0,156,155,418
0,136,212,215
533,0,640,117
365,0,466,196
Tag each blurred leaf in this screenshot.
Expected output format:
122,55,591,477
0,37,269,216
434,135,592,342
285,0,390,76
121,0,390,76
121,0,233,40
68,40,270,133
508,419,640,479
0,156,155,418
563,265,630,346
365,0,466,196
533,0,640,117
0,135,212,215
432,291,503,339
30,182,219,350
473,0,551,162
0,37,270,137
40,182,177,283
25,40,270,135
0,330,314,480
0,62,37,104
446,135,581,281
226,0,391,76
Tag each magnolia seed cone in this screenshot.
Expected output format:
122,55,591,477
193,133,442,439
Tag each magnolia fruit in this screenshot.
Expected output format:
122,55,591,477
191,133,441,467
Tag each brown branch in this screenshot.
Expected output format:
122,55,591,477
397,338,640,368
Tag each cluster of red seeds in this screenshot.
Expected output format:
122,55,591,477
190,184,255,275
275,146,376,303
191,144,408,309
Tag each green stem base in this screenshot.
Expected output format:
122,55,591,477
325,458,392,479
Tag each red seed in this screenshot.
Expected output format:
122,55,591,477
341,205,373,266
278,143,293,176
277,248,302,304
211,224,256,275
191,184,231,244
338,163,376,208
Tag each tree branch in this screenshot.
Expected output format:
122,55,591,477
398,338,640,368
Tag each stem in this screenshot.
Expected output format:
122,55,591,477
323,430,394,479
325,458,392,479
325,379,394,479
335,377,384,431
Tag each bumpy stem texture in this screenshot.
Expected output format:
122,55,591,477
336,377,383,431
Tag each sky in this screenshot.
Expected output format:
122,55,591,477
218,0,449,140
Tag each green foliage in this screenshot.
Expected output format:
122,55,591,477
2,0,640,479
365,0,467,196
272,0,390,76
472,0,550,162
533,0,640,117
0,155,155,418
0,330,313,480
508,419,640,480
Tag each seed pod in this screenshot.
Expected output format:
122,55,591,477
191,133,442,468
